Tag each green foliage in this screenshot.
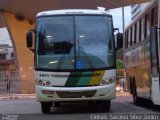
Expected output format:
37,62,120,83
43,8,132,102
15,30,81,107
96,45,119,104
116,59,124,69
116,48,123,53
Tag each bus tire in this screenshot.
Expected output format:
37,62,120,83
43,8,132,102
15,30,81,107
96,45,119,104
54,102,61,107
132,78,140,105
41,102,52,113
88,101,95,105
102,100,111,112
130,77,133,94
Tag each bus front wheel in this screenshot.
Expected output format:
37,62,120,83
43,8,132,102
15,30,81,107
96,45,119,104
54,102,61,107
101,100,111,112
41,102,52,113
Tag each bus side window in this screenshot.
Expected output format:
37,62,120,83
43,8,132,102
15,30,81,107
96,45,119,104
130,27,133,46
154,5,158,27
151,8,154,26
125,30,128,48
141,17,145,40
139,19,142,41
144,14,147,38
134,23,137,44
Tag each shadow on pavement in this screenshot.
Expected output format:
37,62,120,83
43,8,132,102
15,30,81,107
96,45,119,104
49,102,111,114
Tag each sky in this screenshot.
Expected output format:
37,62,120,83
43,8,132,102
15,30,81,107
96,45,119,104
109,6,131,33
0,27,12,46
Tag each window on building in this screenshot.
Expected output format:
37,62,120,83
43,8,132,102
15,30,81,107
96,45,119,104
0,70,7,80
0,54,6,60
11,53,14,58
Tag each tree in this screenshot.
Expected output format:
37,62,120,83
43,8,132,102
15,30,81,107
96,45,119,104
116,59,124,69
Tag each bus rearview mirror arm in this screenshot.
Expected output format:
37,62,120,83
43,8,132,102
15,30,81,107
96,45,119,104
114,28,119,33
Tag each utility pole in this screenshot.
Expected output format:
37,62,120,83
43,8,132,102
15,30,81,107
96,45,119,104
122,7,126,89
122,7,125,33
122,7,125,49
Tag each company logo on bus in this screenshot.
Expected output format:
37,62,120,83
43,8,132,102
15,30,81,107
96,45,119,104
39,74,50,77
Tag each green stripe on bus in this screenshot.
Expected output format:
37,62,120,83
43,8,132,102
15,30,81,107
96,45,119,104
65,72,82,86
76,72,93,86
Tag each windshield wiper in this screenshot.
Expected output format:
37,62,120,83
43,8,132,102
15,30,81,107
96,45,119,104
78,47,95,69
57,54,65,69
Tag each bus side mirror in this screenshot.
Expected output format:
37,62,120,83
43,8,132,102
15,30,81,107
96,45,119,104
116,32,123,50
26,31,33,48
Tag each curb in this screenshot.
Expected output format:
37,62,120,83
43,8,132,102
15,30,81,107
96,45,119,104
0,94,36,100
116,92,131,96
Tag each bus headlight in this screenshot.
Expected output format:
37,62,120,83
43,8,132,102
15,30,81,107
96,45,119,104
101,80,109,85
101,78,115,85
109,79,114,83
37,80,43,85
46,81,51,86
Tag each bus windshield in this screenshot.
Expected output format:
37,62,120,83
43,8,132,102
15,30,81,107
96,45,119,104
35,15,115,71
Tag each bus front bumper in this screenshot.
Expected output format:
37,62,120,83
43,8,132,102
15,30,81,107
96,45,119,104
36,84,116,102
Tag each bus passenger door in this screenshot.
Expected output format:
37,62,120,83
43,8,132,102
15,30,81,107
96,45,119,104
150,27,160,105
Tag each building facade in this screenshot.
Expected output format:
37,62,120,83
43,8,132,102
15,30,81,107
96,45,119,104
0,45,15,80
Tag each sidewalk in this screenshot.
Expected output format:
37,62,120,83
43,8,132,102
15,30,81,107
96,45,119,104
116,91,131,96
0,94,36,100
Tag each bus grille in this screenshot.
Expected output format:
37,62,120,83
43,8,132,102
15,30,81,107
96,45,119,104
56,90,96,98
52,85,98,87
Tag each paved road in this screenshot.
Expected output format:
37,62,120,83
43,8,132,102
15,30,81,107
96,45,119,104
0,96,160,120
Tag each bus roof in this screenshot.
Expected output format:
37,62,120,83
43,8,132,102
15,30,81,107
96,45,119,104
37,9,110,18
125,0,157,31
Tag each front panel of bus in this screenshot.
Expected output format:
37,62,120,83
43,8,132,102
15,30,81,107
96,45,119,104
34,15,116,101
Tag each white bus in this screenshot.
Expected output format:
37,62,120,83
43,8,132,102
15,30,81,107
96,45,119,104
26,9,116,113
123,0,160,105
